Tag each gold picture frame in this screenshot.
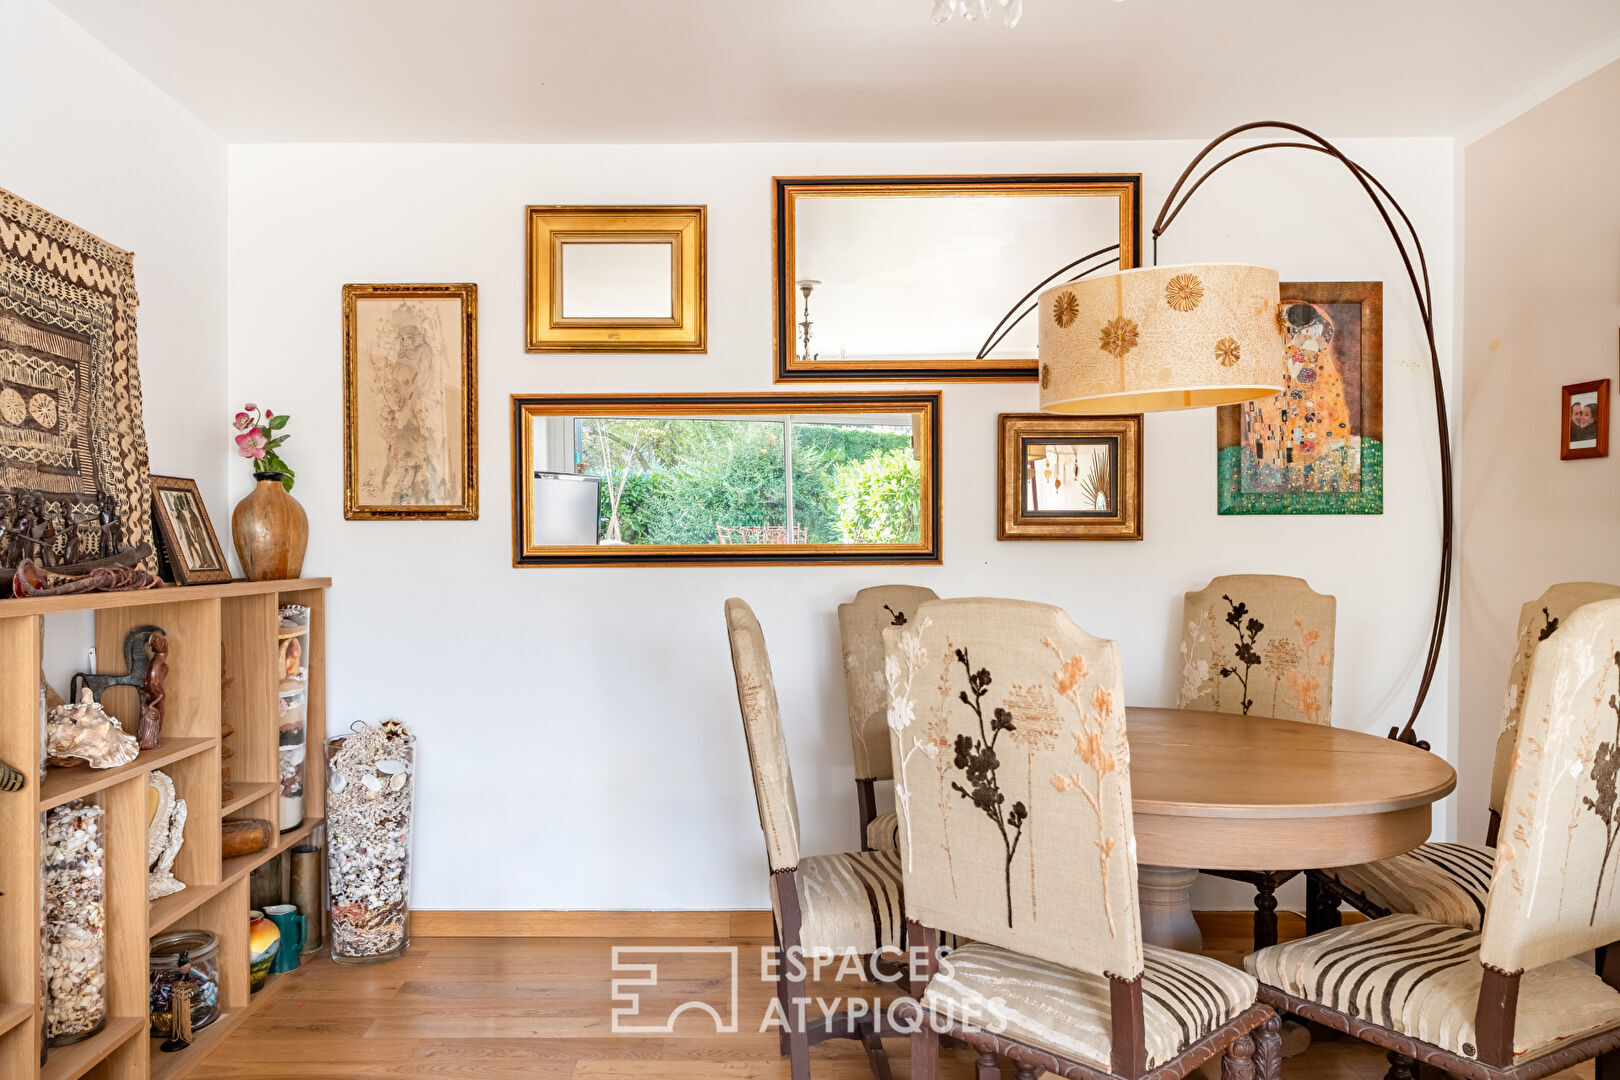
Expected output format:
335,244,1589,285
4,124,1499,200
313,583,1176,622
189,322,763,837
512,392,941,567
525,206,707,352
149,475,232,585
774,174,1140,381
342,283,478,520
997,413,1143,540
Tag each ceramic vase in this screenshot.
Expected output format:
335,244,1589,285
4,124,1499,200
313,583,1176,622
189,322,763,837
247,910,281,992
231,472,307,581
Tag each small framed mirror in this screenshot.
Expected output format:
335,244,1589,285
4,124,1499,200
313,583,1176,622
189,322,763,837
774,174,1140,381
526,206,705,351
511,392,941,566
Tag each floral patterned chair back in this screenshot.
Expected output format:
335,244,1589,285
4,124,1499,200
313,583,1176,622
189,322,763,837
885,597,1143,980
1178,574,1337,724
1481,597,1620,974
1488,582,1620,823
838,585,939,782
724,598,800,872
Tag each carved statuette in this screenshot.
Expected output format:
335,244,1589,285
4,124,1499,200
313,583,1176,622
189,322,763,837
46,688,139,769
71,624,168,750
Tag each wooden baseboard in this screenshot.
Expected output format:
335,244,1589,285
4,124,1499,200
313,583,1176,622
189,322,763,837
411,908,1366,939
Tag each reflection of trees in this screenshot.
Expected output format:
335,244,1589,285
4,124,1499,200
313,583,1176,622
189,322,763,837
575,418,914,545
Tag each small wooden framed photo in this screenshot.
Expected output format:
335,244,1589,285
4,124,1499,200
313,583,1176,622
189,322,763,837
525,205,706,352
149,475,232,584
998,413,1143,540
1562,378,1610,460
342,283,479,520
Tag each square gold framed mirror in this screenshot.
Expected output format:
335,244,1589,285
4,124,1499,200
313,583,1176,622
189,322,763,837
525,205,706,352
774,174,1140,381
512,392,940,566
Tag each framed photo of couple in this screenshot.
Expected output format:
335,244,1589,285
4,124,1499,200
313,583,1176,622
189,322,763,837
1561,378,1610,460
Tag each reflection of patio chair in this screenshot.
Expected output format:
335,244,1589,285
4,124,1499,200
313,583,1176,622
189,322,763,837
715,524,808,545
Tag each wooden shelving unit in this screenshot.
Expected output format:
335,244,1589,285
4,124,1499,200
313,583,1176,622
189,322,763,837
0,577,330,1080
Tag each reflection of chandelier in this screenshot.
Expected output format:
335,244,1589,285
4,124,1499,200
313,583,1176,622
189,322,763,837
795,279,820,361
930,0,1022,26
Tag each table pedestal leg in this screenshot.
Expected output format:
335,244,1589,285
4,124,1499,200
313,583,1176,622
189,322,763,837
1137,865,1202,952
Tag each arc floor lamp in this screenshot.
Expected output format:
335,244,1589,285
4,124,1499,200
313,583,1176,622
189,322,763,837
1029,120,1451,748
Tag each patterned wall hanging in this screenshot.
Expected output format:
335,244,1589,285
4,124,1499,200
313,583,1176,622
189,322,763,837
1216,281,1383,515
0,186,157,573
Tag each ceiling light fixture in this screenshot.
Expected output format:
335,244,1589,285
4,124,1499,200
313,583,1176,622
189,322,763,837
930,0,1023,28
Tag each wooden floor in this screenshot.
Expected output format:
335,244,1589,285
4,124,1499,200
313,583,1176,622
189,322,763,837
193,932,1597,1080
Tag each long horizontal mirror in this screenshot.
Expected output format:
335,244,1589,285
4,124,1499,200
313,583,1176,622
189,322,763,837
511,392,941,566
774,174,1140,381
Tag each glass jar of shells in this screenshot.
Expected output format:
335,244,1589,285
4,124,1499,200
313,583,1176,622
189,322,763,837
148,929,221,1036
43,798,107,1046
278,680,307,831
326,720,415,964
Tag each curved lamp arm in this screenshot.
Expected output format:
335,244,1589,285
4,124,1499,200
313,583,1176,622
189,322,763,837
1154,121,1451,747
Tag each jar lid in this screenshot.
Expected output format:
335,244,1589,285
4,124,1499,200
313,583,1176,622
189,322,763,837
150,929,219,966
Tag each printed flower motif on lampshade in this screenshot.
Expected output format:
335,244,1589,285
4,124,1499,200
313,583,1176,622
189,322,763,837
1038,264,1286,414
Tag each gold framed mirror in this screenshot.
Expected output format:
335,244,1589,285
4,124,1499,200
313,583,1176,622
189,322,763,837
511,392,941,566
525,205,706,352
773,174,1140,381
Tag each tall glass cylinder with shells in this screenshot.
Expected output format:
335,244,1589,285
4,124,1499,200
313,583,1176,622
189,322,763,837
325,720,415,963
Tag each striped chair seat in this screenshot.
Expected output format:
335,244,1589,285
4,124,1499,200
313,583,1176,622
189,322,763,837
922,941,1258,1070
865,809,900,852
1319,842,1494,929
771,850,904,955
1246,914,1620,1064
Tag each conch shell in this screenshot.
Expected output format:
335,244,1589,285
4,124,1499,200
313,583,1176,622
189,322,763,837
47,687,139,769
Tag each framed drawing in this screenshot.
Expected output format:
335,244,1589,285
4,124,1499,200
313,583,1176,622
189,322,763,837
149,476,231,585
997,413,1142,540
773,174,1140,381
342,283,478,520
512,392,941,566
1217,281,1383,515
525,206,706,352
1561,378,1609,460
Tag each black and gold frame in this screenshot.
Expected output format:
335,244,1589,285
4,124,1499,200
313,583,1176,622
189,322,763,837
512,392,941,567
774,174,1140,381
997,413,1142,540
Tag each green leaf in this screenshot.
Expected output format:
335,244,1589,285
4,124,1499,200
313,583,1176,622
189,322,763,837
265,414,290,431
265,434,289,450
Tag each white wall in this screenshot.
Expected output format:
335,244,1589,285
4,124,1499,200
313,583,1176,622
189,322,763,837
1,0,228,685
1457,59,1620,844
226,137,1457,911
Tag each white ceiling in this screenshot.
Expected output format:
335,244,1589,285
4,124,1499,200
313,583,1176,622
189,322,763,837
48,0,1620,143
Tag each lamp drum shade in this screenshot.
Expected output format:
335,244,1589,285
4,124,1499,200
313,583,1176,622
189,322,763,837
1038,263,1286,413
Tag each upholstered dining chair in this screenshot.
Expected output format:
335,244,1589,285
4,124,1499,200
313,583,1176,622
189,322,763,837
1246,596,1620,1080
724,598,904,1080
1310,582,1620,935
837,584,939,853
1178,573,1337,948
891,597,1281,1080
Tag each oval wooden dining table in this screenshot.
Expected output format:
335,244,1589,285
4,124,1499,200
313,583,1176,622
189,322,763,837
1125,705,1457,952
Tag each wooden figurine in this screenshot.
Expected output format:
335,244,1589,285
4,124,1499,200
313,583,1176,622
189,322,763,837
70,625,168,750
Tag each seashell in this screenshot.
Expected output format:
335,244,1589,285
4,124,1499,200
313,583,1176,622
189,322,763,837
329,769,347,793
46,688,139,769
389,773,407,792
376,760,407,775
360,773,382,793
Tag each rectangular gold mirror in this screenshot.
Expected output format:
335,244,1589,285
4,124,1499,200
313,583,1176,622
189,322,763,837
774,174,1140,381
511,392,941,566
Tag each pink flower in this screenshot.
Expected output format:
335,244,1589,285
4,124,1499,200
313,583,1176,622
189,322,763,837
243,402,258,411
235,428,267,460
264,409,274,419
233,411,253,431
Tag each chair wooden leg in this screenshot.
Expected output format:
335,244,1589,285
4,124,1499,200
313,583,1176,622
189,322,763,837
1597,1048,1620,1080
1255,1013,1282,1080
859,1022,893,1080
911,1020,939,1080
1252,879,1280,950
1306,874,1343,936
1221,1032,1257,1080
1384,1049,1416,1080
1015,1067,1039,1080
975,1049,1000,1080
